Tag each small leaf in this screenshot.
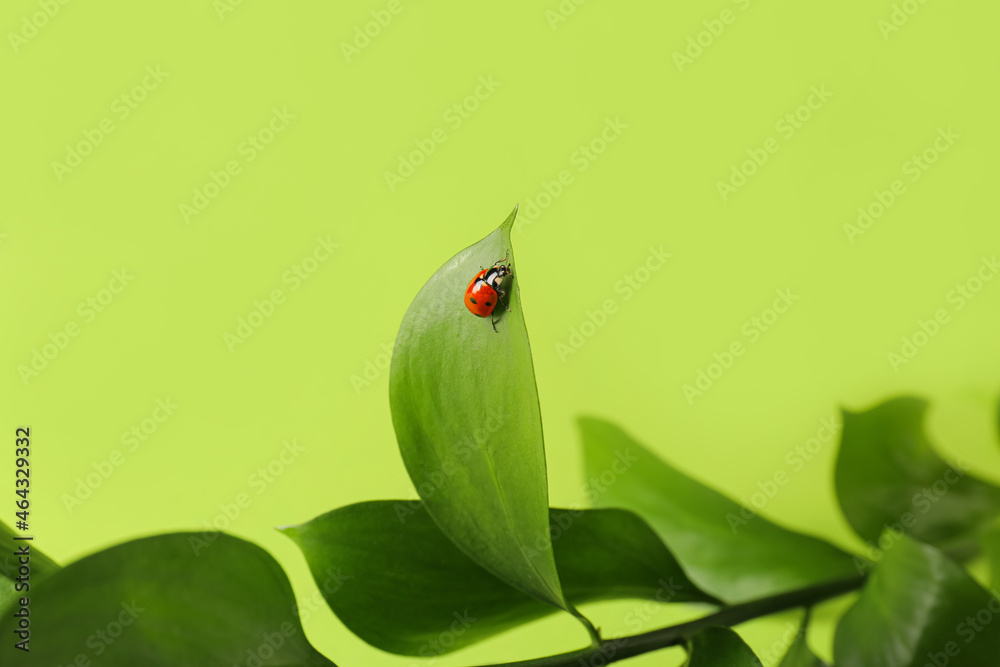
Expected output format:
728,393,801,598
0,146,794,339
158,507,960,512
0,533,335,666
390,207,575,617
281,500,718,656
834,532,1000,667
579,417,858,603
686,627,763,666
778,612,829,667
835,397,1000,558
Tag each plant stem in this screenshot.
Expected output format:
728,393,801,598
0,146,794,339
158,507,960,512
472,575,865,667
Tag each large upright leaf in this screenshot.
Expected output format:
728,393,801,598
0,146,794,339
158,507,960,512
0,533,335,666
686,627,763,666
282,501,718,656
835,397,1000,558
579,418,858,603
834,532,1000,667
390,207,574,617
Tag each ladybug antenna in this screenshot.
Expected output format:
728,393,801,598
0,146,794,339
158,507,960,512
497,250,509,265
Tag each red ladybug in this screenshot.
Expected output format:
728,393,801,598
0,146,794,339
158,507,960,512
464,252,512,332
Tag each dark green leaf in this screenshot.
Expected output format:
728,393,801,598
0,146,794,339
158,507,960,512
984,526,1000,590
0,533,335,666
579,417,858,603
686,627,763,666
389,206,575,618
834,532,1000,667
0,520,59,614
835,397,1000,558
778,612,829,667
281,500,718,656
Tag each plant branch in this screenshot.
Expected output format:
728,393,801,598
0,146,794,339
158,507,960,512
471,575,866,667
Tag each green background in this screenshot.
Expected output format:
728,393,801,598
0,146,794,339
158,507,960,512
3,0,999,664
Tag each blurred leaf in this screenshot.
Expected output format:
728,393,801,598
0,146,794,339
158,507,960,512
282,500,718,656
835,397,1000,558
686,627,763,666
0,533,334,666
778,612,829,667
389,206,578,620
984,526,1000,590
579,417,858,603
834,532,1000,667
0,520,59,614
0,520,60,578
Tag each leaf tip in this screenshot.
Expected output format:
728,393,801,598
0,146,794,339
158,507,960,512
275,524,300,540
499,203,519,232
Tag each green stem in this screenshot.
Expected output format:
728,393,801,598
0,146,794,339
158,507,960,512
473,575,865,667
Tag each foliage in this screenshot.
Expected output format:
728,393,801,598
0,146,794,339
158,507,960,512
22,209,1000,665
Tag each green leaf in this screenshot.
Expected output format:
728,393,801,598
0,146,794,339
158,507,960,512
0,520,60,614
281,500,718,656
984,526,1000,590
0,520,60,579
778,612,829,667
835,397,1000,558
579,417,858,603
0,533,335,666
685,627,763,666
834,532,1000,667
389,207,576,618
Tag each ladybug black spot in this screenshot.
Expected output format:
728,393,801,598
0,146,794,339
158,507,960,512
469,297,477,304
485,302,492,307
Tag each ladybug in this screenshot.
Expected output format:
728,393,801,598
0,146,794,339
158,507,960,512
464,252,512,332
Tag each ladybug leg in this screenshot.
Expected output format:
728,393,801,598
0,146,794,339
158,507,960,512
491,312,499,333
498,289,511,312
